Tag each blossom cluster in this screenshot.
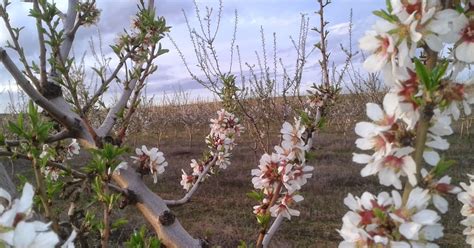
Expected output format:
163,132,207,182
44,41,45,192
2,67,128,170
342,1,474,246
0,183,75,247
353,0,474,202
251,117,313,220
458,175,474,247
339,188,443,247
131,145,168,183
180,109,243,191
38,139,81,181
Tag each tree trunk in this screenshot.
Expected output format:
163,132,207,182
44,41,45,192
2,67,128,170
0,158,16,198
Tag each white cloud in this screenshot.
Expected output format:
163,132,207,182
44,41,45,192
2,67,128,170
328,22,350,36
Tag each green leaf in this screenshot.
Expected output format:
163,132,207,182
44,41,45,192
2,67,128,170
27,100,39,128
111,218,128,230
372,10,397,23
7,121,23,137
157,48,169,56
432,60,449,84
256,213,271,227
373,208,386,221
237,240,250,248
305,151,317,161
0,133,4,146
433,158,456,177
246,190,264,202
385,0,393,13
414,58,431,90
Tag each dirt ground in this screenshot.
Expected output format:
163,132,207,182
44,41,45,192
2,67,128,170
121,125,473,247
3,120,473,247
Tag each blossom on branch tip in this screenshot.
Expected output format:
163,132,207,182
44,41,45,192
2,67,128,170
180,170,194,191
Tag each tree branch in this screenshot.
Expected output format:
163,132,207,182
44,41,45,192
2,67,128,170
0,48,96,145
60,0,79,61
164,156,217,206
262,214,284,247
96,78,137,137
112,167,202,248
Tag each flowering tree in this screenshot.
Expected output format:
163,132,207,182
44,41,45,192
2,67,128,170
0,0,310,246
339,0,474,247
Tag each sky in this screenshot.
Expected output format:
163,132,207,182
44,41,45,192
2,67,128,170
0,0,385,112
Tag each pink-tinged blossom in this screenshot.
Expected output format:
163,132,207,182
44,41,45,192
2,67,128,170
67,139,80,159
354,147,416,190
269,194,304,220
42,166,60,181
180,170,194,191
131,145,168,183
215,151,231,170
339,189,443,247
280,119,307,162
421,169,461,213
458,176,474,246
389,70,421,129
180,110,241,191
452,14,474,63
251,153,286,190
354,93,400,158
391,188,443,243
251,116,313,223
0,183,76,248
284,163,314,194
441,79,474,120
209,109,243,138
359,30,397,74
190,159,204,176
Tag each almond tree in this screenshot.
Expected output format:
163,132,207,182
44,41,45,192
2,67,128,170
0,0,208,246
339,1,474,247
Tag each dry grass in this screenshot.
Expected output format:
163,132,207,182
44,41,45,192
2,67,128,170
3,103,474,247
118,124,472,247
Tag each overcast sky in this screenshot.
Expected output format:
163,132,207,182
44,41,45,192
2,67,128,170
0,0,384,112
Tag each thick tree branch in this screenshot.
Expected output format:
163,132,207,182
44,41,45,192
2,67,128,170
96,78,137,137
0,48,96,145
112,167,201,248
60,0,79,61
0,159,16,198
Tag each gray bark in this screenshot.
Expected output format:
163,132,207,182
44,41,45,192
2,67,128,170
0,159,16,198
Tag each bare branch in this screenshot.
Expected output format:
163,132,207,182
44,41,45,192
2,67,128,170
60,0,79,60
262,214,284,247
96,78,137,137
164,156,217,206
33,0,47,86
0,48,96,143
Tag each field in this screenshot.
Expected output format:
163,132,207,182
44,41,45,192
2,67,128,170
120,116,473,247
2,101,473,247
